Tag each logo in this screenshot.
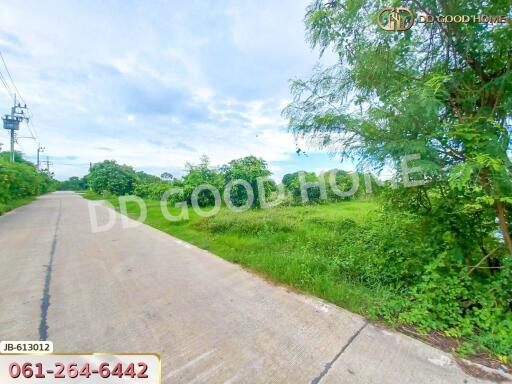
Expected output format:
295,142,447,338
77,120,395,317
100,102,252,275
377,6,508,31
377,7,414,31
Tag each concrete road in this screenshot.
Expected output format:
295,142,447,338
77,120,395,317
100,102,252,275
0,192,505,383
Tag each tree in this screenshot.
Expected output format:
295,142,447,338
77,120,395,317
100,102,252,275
282,171,322,204
182,156,224,206
222,156,272,207
281,173,296,188
59,176,87,191
0,150,27,163
281,169,365,204
88,160,137,195
135,171,161,184
160,172,174,181
283,0,512,254
323,169,366,201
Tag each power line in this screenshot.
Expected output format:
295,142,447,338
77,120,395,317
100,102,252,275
0,51,26,105
0,70,13,98
27,116,39,140
0,52,43,165
0,52,40,143
23,118,36,140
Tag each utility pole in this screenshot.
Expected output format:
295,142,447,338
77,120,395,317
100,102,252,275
2,94,29,162
36,144,45,170
42,156,53,177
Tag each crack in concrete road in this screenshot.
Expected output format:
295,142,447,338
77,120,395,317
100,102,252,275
38,200,61,341
310,321,369,384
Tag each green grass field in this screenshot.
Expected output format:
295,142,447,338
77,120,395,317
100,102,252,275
86,194,512,363
109,198,397,318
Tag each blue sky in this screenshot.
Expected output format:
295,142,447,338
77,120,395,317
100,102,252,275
0,0,349,181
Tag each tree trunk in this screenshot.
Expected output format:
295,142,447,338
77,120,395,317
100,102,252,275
495,199,512,253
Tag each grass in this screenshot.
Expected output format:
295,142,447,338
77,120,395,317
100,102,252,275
82,193,512,368
80,190,106,200
0,196,36,215
102,196,395,318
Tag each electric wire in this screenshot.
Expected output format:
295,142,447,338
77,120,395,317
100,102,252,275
0,70,13,98
0,51,27,106
16,136,24,155
0,51,39,142
28,121,37,140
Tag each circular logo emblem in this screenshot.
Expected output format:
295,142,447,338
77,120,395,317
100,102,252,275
377,7,415,31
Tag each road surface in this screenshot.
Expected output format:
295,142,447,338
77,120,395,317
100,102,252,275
0,192,504,383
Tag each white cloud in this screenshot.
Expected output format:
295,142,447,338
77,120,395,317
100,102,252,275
0,0,338,180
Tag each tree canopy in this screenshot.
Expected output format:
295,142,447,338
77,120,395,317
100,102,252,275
222,156,272,207
282,0,512,357
284,0,512,251
88,160,138,196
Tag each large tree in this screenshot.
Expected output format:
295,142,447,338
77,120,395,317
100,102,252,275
284,0,512,252
182,156,225,206
222,156,272,207
88,160,137,196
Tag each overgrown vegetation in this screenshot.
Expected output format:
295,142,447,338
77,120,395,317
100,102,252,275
104,191,510,363
76,0,512,365
0,151,57,214
80,150,511,362
280,0,512,363
108,198,387,315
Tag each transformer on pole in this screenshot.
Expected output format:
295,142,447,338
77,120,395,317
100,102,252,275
2,94,28,162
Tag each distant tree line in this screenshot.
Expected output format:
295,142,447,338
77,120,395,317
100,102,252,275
60,155,374,207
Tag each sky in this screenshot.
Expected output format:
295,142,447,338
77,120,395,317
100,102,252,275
0,0,349,181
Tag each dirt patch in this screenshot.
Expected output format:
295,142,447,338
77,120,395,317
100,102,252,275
400,325,511,381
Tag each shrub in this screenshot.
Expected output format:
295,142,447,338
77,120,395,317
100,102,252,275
398,252,512,361
134,181,184,202
0,153,56,212
195,208,298,235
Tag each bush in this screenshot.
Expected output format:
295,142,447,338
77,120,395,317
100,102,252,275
299,212,434,289
398,252,512,361
195,208,298,235
134,181,184,202
0,153,56,213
